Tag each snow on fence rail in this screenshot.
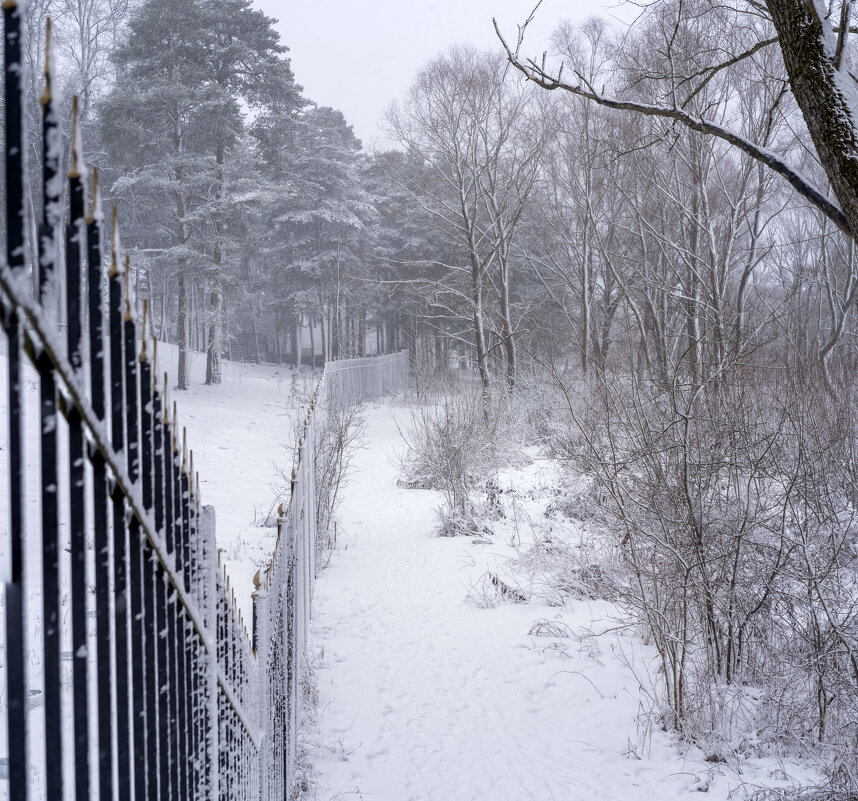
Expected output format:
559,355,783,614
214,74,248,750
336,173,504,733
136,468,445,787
324,351,410,403
0,8,410,801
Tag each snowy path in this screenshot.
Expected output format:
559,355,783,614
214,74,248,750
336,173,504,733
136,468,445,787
310,404,794,801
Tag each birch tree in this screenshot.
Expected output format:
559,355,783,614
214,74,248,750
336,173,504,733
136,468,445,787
498,0,858,244
388,46,549,408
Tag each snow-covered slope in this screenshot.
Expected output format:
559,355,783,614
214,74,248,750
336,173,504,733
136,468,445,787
155,343,308,617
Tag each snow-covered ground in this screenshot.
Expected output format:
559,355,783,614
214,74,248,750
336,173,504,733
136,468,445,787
0,344,822,799
154,343,309,618
309,402,819,801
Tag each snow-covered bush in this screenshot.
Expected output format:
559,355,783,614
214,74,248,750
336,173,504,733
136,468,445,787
312,398,366,558
396,386,521,536
270,393,365,563
397,391,496,535
548,363,858,780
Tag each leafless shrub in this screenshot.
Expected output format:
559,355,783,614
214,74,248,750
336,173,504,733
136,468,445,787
548,362,858,779
466,569,528,607
747,788,858,801
509,527,620,604
270,395,365,567
396,387,514,535
313,398,366,560
528,617,574,638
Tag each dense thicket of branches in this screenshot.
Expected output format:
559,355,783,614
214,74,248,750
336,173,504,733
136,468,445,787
397,1,858,789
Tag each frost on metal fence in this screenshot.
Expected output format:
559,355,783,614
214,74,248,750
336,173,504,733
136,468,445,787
0,10,262,801
324,351,410,404
0,8,412,801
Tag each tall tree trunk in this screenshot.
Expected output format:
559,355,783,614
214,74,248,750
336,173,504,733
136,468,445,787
206,139,225,385
177,269,189,389
175,116,189,390
767,1,858,242
291,319,299,370
472,269,491,417
244,257,261,363
498,257,516,390
309,318,315,368
686,157,702,385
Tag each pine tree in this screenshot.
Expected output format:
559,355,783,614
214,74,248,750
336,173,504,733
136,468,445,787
99,0,300,386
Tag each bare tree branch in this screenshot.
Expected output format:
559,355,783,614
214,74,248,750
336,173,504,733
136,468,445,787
493,17,851,239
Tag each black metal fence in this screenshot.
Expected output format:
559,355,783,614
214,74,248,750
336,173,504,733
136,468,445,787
0,8,412,801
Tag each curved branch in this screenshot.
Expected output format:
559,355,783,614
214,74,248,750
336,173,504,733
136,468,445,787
493,18,851,239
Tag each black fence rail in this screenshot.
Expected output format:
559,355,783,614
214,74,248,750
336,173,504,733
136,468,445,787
0,7,412,801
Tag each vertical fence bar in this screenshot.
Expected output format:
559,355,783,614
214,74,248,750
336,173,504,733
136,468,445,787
123,262,148,801
163,397,180,801
198,503,218,801
38,23,64,801
65,95,91,801
172,419,189,801
152,366,173,801
109,213,133,801
2,2,29,798
139,319,161,801
182,446,197,798
86,168,115,801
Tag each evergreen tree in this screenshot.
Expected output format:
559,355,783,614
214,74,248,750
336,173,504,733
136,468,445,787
99,0,300,386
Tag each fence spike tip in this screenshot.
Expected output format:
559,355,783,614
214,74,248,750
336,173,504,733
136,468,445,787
86,167,100,223
139,299,148,362
68,96,81,179
108,208,120,277
39,18,52,107
172,404,179,453
277,502,284,517
123,255,134,322
253,569,261,591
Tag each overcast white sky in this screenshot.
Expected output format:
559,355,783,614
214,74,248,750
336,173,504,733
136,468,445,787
253,0,621,148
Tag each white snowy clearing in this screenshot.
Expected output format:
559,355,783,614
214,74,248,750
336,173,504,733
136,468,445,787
308,401,818,801
150,344,307,621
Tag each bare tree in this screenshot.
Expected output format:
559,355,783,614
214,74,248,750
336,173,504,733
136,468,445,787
496,0,858,242
387,46,551,408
